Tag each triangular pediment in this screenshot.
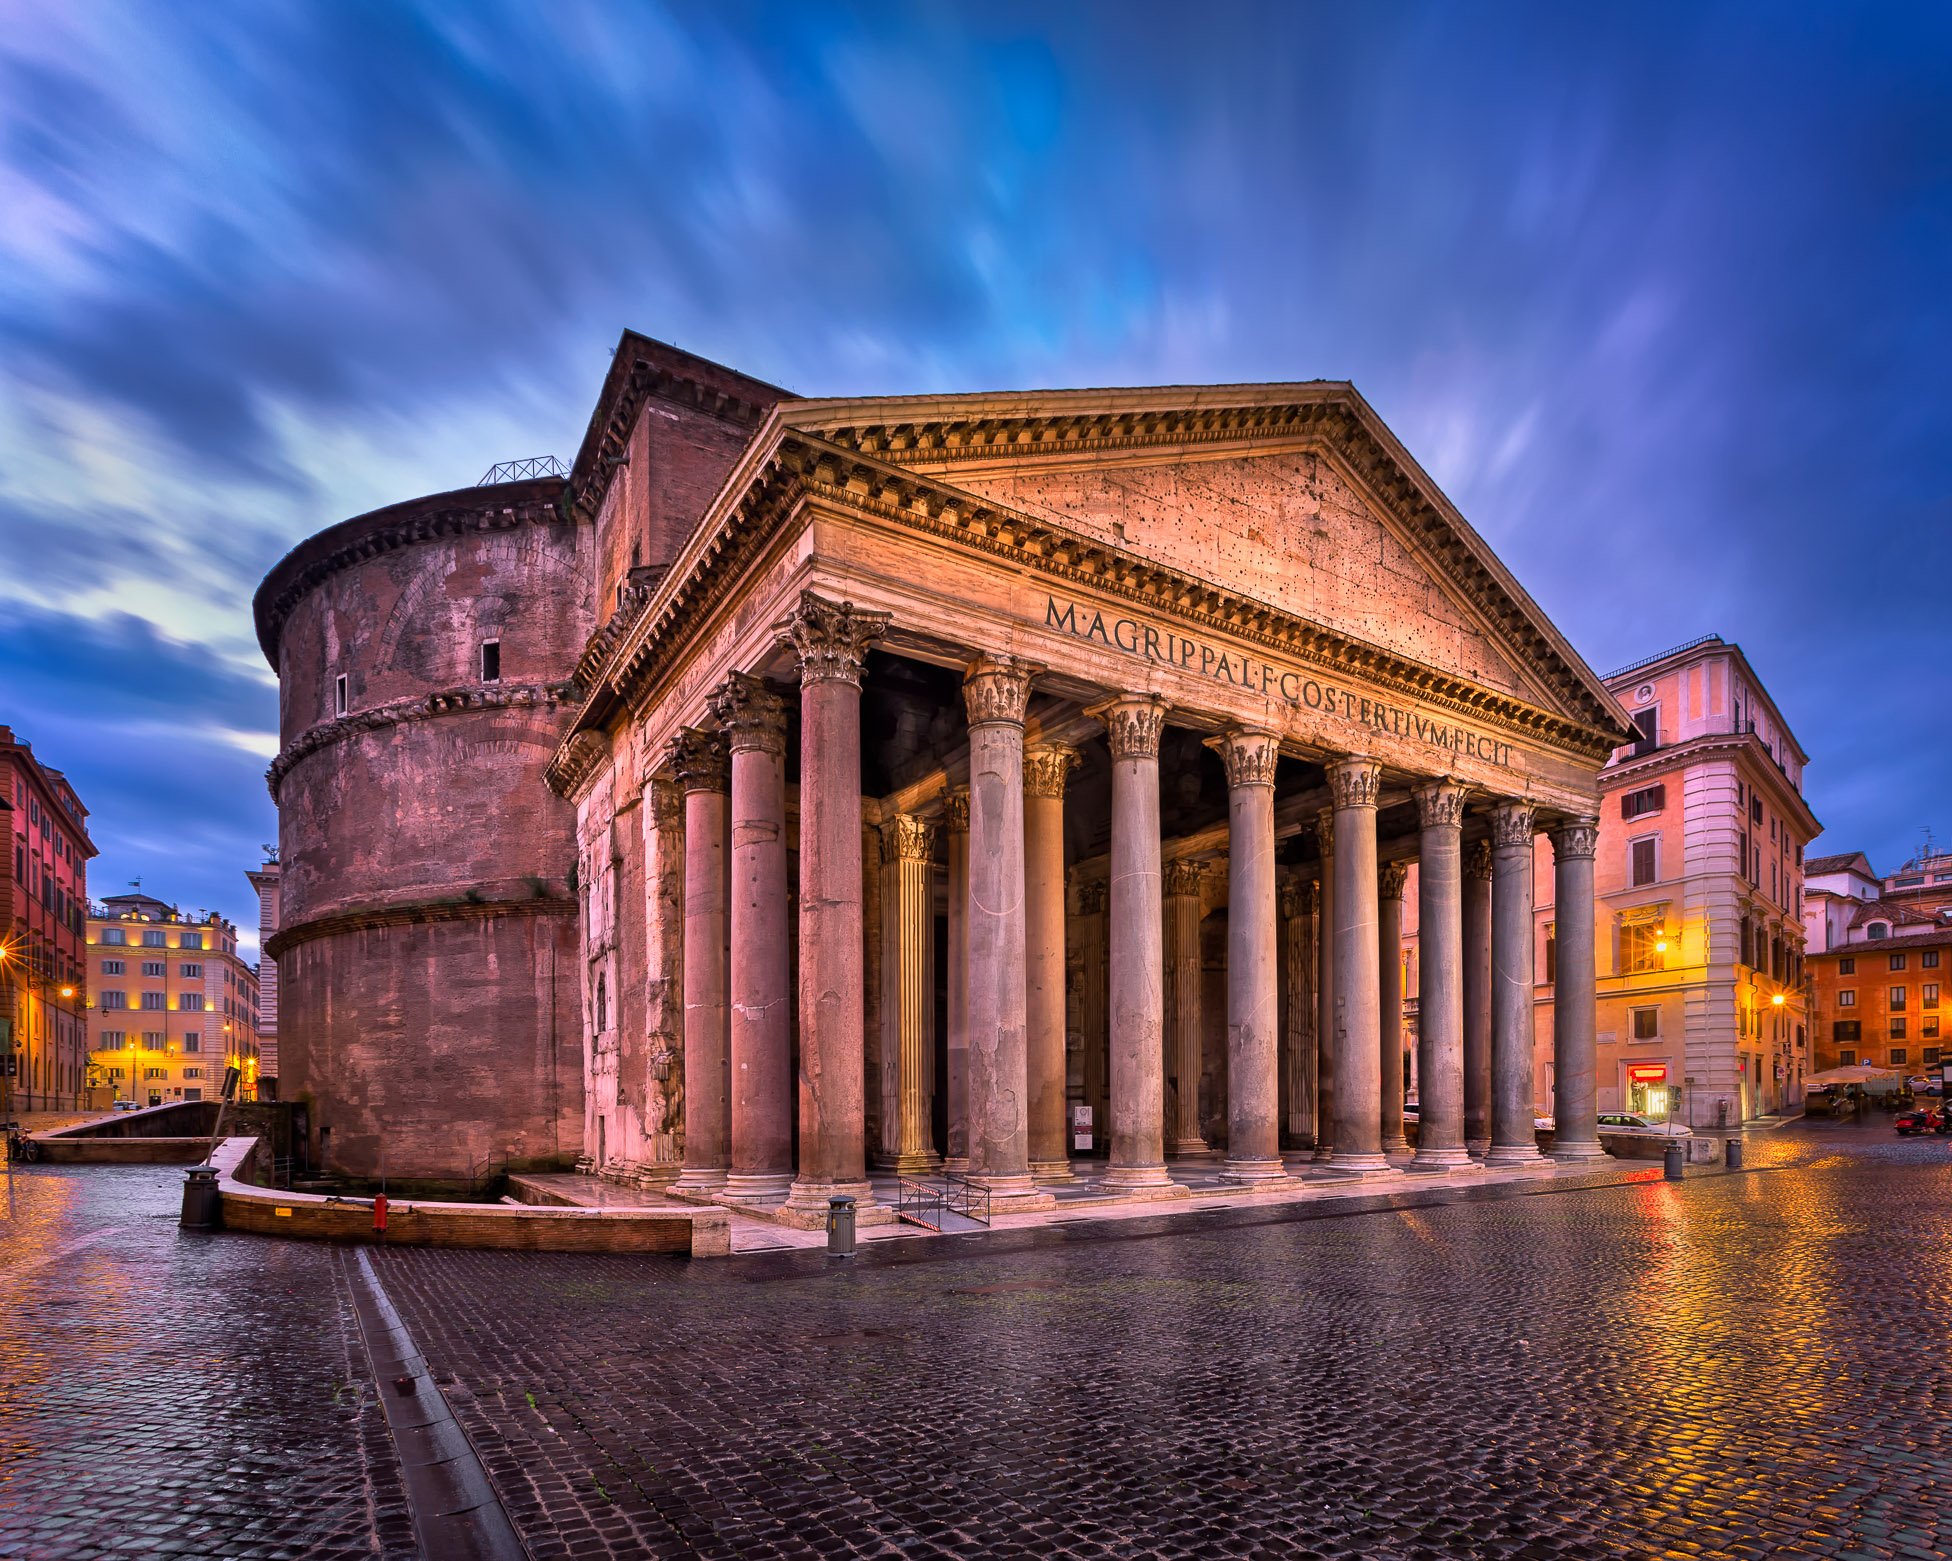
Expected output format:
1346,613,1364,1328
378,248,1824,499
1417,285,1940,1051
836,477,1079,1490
780,384,1630,738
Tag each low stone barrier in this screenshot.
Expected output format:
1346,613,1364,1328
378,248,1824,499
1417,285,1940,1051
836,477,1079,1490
35,1136,212,1164
209,1138,729,1257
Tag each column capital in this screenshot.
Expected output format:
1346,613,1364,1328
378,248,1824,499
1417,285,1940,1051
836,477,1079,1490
1315,805,1335,855
1163,858,1206,899
1207,726,1281,788
648,776,685,830
942,785,969,833
1488,799,1538,851
1325,754,1383,811
1279,875,1315,920
1412,778,1469,830
962,654,1041,727
1022,743,1080,799
1076,878,1108,916
884,812,936,864
668,727,729,794
1378,860,1409,900
1550,816,1601,861
779,591,890,687
1465,839,1494,881
1085,693,1169,760
708,673,788,754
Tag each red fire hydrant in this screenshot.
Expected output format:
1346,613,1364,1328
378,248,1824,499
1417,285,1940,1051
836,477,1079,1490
373,1193,389,1237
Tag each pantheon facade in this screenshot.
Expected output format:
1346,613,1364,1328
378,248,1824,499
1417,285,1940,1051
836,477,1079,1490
258,332,1632,1198
548,334,1632,1219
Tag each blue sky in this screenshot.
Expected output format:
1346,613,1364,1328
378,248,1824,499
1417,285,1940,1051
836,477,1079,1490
2,1,1947,953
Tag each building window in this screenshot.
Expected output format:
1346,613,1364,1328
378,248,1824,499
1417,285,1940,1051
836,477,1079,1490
1890,1047,1908,1065
140,992,165,1010
100,959,124,976
1631,1007,1659,1041
182,994,203,1011
1750,795,1764,825
183,1034,200,1053
1839,956,1855,975
143,930,165,948
1629,837,1658,888
183,1088,202,1102
102,991,126,1010
181,962,201,978
1892,1019,1908,1040
1622,924,1666,974
1834,1020,1861,1042
1631,708,1658,749
1891,986,1908,1010
1868,923,1889,940
1621,784,1666,820
335,673,348,717
1543,924,1556,984
1925,951,1941,969
1926,983,1940,1010
142,1032,163,1049
141,961,164,978
1840,1048,1857,1066
481,640,501,683
1925,1019,1941,1040
1838,990,1856,1007
102,928,125,946
182,1067,201,1079
1890,953,1908,972
1925,1046,1942,1066
182,934,202,951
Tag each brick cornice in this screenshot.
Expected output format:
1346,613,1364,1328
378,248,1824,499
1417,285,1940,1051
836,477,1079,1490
266,893,577,959
267,682,573,801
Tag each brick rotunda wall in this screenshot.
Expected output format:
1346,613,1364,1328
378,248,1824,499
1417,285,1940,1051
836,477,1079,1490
256,477,592,1185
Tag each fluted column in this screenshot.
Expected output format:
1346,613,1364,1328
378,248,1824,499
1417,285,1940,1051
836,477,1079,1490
712,675,793,1200
1327,757,1389,1174
1279,877,1317,1149
1025,744,1079,1181
1215,727,1286,1183
883,814,938,1173
1463,839,1494,1155
1551,817,1606,1160
671,727,730,1193
1487,800,1547,1166
962,656,1050,1209
942,787,971,1173
1086,694,1181,1194
1378,859,1410,1156
1163,859,1209,1157
1311,809,1337,1163
1413,780,1471,1170
780,593,888,1213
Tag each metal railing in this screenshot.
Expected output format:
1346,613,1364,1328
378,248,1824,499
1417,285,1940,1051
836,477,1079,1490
894,1172,992,1231
1602,634,1723,682
477,455,567,485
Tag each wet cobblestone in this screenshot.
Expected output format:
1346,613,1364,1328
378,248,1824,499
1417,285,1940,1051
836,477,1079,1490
4,1121,1951,1559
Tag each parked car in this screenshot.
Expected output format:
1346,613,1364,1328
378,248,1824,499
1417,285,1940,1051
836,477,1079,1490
1597,1112,1689,1137
111,1099,142,1112
1894,1106,1943,1136
1907,1076,1943,1097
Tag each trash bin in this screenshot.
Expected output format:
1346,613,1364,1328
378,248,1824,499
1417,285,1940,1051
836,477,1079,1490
180,1165,222,1230
1725,1137,1743,1171
1662,1141,1685,1182
826,1194,857,1259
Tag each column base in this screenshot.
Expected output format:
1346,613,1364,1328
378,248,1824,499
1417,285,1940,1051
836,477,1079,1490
1484,1143,1550,1167
1169,1137,1214,1158
1100,1162,1184,1193
782,1176,873,1215
941,1156,970,1175
888,1151,943,1176
1310,1143,1336,1163
1465,1137,1492,1157
1381,1134,1411,1156
1551,1140,1610,1163
718,1170,794,1203
966,1173,1057,1213
1323,1150,1395,1177
1409,1147,1475,1172
1220,1157,1289,1184
670,1167,728,1194
1029,1159,1076,1183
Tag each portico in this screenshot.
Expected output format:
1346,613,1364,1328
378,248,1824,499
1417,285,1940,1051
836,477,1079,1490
549,366,1632,1221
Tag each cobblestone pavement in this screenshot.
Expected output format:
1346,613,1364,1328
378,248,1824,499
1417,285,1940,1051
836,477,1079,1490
6,1119,1952,1559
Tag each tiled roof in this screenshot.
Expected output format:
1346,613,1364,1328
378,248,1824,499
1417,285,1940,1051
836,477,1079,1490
1807,852,1872,877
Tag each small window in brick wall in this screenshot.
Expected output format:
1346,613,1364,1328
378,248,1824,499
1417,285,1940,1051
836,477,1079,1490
481,639,501,683
1621,784,1665,820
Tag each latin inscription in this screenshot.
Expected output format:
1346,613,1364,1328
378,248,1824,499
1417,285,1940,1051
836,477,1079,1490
1045,596,1517,768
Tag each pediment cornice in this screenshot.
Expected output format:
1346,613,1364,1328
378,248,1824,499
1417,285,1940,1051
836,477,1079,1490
545,421,1628,795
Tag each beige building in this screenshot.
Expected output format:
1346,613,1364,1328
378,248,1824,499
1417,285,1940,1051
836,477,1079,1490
86,893,261,1105
246,855,281,1093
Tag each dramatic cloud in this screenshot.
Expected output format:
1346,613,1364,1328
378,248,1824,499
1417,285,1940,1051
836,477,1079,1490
2,0,1948,942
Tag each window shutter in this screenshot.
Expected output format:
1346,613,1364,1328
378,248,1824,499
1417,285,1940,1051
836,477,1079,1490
1650,783,1665,811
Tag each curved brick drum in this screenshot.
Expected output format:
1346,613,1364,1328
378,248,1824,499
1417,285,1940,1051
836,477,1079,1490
254,478,591,1187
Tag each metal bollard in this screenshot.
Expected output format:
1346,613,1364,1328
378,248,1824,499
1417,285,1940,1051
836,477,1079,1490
1662,1141,1685,1182
179,1165,222,1230
826,1194,857,1259
1725,1137,1743,1171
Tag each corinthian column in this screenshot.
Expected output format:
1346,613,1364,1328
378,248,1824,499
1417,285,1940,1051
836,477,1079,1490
1024,744,1078,1181
1327,756,1389,1174
711,674,793,1200
1163,858,1209,1157
1487,800,1547,1166
1212,728,1285,1182
1550,817,1606,1160
882,814,938,1173
670,727,730,1193
962,655,1051,1210
1463,839,1494,1155
1413,780,1471,1170
942,787,970,1173
1279,876,1317,1149
1312,808,1337,1163
779,593,888,1214
1086,693,1182,1194
1378,859,1410,1157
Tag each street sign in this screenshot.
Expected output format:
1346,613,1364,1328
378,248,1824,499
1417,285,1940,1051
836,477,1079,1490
1071,1104,1094,1151
221,1065,241,1102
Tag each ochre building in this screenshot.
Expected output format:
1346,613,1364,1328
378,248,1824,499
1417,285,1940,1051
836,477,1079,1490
262,333,1637,1200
